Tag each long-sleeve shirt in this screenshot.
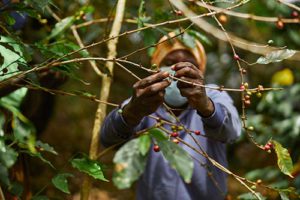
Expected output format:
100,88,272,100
100,84,242,200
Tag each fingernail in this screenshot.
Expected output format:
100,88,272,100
163,71,169,76
171,65,175,70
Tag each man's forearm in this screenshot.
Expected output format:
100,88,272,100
196,96,215,118
122,102,144,126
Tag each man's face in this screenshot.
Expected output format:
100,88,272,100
160,49,198,68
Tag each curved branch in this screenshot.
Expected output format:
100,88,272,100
171,0,300,61
195,1,299,23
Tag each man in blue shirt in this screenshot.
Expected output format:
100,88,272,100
100,32,241,199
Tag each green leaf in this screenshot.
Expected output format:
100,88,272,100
138,0,146,28
275,187,300,200
272,140,294,178
187,30,211,46
0,147,18,168
12,117,36,153
149,128,168,141
71,156,108,182
0,163,10,186
48,16,75,40
138,134,151,156
52,173,73,194
238,192,266,200
0,36,27,81
279,192,289,200
0,88,27,109
25,0,51,13
113,138,147,189
3,14,16,26
79,5,95,14
256,49,296,64
182,32,196,49
9,181,23,197
156,139,194,183
143,29,156,56
36,141,57,155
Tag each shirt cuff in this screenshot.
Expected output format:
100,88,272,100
200,102,225,129
112,109,135,139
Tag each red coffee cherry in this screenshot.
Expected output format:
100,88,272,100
264,144,271,151
194,130,201,135
240,85,245,91
291,11,299,18
276,20,284,29
244,100,251,107
233,54,240,61
171,132,179,137
153,145,160,152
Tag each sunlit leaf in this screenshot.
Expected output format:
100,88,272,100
113,138,147,189
52,173,73,194
187,30,211,46
138,134,151,156
48,16,75,40
238,192,266,200
36,141,57,155
279,192,289,200
272,140,294,178
0,36,27,81
149,128,168,141
256,49,296,64
71,156,108,182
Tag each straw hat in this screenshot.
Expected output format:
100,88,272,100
151,32,207,72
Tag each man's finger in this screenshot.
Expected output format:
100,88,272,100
177,77,200,89
174,66,198,79
179,87,198,97
137,80,170,97
172,62,198,71
133,71,169,89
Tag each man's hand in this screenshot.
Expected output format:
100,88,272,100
122,71,170,126
172,62,214,117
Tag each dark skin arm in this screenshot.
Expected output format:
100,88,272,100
172,62,214,117
122,71,171,126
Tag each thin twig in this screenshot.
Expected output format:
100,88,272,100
0,185,5,200
278,0,300,12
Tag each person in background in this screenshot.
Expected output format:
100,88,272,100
100,32,241,200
